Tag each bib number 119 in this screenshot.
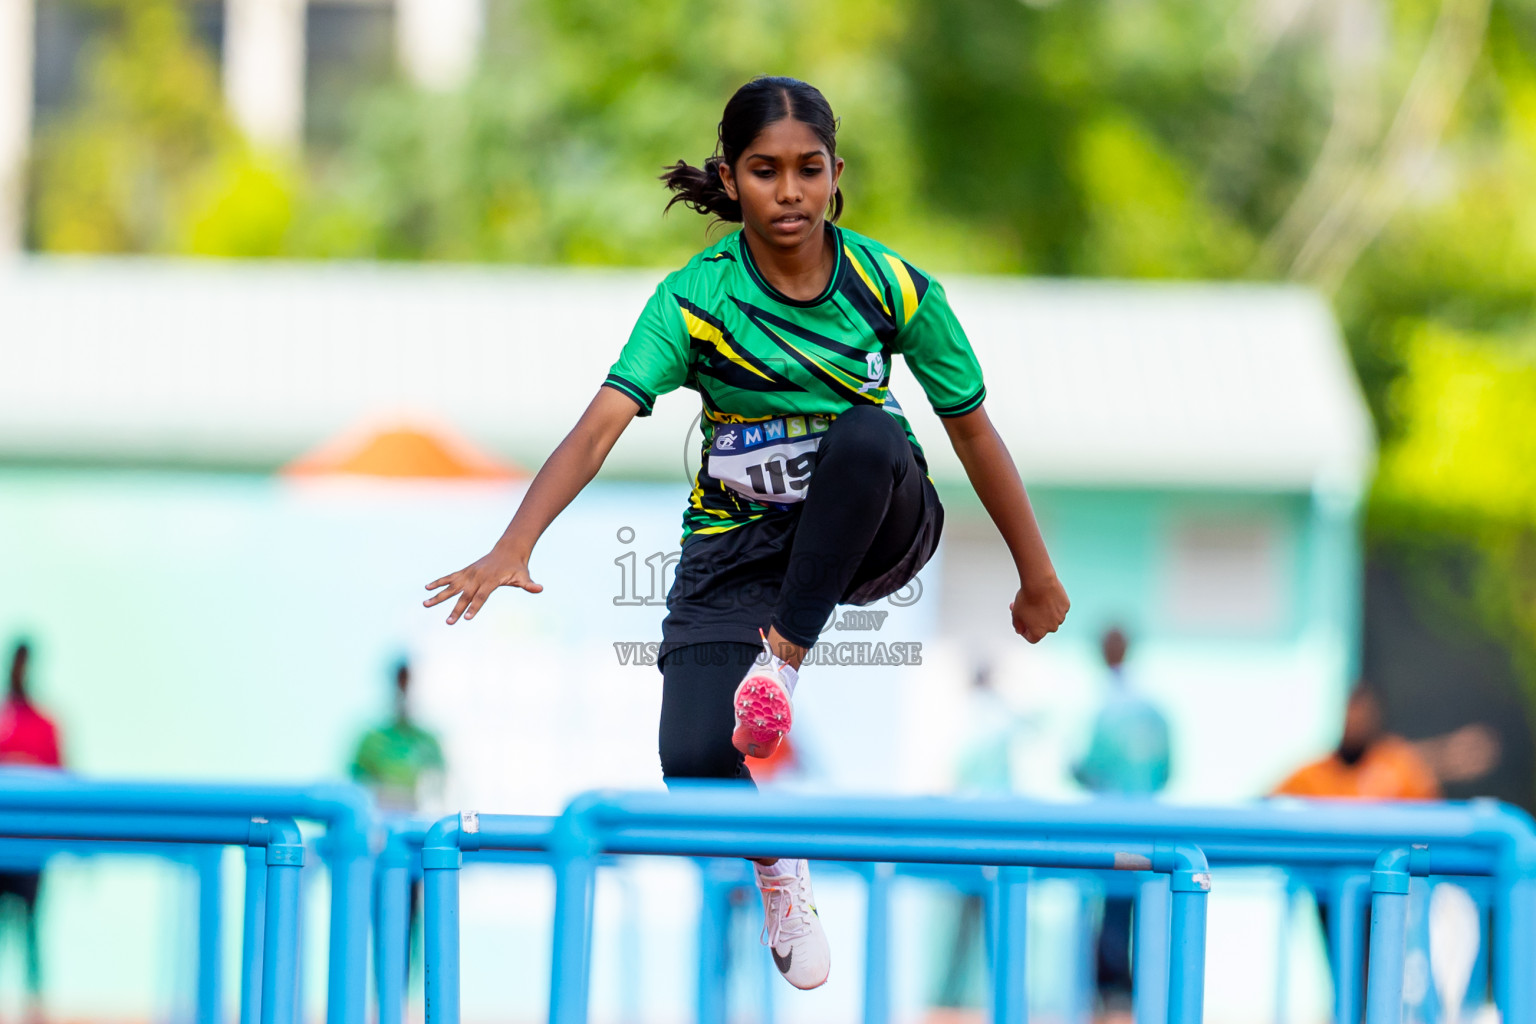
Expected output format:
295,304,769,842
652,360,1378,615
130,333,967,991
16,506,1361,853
744,452,815,496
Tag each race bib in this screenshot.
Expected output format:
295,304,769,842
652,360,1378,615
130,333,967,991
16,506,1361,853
707,414,831,506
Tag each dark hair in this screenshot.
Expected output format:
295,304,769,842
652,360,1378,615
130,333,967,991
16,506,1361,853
661,76,843,224
9,639,30,699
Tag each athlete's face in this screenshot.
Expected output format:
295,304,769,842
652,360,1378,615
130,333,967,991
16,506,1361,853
719,117,843,251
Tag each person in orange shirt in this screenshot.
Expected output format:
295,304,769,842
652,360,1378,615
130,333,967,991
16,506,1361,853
1274,684,1439,1021
1274,685,1439,801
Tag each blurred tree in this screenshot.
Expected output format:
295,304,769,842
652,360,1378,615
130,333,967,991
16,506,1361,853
292,0,1009,268
1340,4,1536,710
899,0,1330,275
27,0,265,253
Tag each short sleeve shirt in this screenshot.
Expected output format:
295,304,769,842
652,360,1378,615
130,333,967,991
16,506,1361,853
605,226,986,544
350,721,446,812
1273,737,1441,800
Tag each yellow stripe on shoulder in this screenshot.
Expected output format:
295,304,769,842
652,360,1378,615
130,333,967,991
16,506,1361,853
679,306,774,382
845,246,891,316
883,254,920,326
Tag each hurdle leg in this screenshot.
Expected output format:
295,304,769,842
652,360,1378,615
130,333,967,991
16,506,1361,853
329,841,374,1024
1133,874,1170,1024
260,817,305,1024
1163,846,1210,1024
1331,873,1369,1024
695,860,734,1024
376,842,412,1024
989,866,1027,1024
241,840,268,1024
1364,849,1411,1024
549,851,598,1024
1274,877,1297,1024
864,862,894,1024
1493,871,1536,1023
423,828,463,1024
195,846,223,1024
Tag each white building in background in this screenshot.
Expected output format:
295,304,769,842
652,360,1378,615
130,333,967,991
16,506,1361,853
223,0,486,147
395,0,485,93
0,0,35,253
223,0,310,148
0,0,486,250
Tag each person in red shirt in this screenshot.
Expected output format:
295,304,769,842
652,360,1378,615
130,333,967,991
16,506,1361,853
0,639,65,1010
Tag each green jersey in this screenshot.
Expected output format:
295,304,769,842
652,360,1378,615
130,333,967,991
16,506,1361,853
350,719,445,812
605,225,985,544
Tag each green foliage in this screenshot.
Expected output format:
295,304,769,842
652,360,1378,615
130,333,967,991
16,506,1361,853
289,0,1008,268
1072,113,1257,278
29,0,245,253
1377,325,1536,526
180,154,300,258
1371,324,1536,693
898,0,1327,275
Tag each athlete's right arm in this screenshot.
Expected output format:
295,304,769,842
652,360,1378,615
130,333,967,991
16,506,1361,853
423,386,640,624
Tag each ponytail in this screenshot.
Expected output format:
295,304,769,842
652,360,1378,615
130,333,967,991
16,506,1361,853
661,76,843,226
660,156,741,222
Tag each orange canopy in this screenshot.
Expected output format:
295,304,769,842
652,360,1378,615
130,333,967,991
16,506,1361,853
283,421,524,480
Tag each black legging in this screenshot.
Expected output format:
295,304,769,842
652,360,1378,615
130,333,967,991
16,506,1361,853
1096,895,1134,1001
659,405,929,784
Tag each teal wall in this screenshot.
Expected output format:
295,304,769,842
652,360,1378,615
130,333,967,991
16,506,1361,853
1018,484,1359,654
935,482,1364,803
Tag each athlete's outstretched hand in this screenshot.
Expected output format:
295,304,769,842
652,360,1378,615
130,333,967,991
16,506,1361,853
424,547,543,625
1009,573,1070,643
422,388,639,625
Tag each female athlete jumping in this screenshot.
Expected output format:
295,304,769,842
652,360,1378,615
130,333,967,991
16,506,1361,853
425,76,1070,991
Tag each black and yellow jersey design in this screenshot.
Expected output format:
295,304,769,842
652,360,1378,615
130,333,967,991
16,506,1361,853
604,225,986,544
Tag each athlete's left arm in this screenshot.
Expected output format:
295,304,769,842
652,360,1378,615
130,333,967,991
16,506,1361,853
941,404,1069,643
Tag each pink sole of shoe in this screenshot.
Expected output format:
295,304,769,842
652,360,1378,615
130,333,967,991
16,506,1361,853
732,675,793,758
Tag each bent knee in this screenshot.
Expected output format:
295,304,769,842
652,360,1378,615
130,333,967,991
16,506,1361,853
826,405,906,462
660,735,746,784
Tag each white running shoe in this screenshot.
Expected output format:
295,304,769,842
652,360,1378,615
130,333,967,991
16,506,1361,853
731,630,798,759
754,858,830,990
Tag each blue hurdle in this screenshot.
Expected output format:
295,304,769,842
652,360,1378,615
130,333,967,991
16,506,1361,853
0,774,377,1024
9,776,1530,1024
375,815,571,1024
0,837,225,1023
418,790,1214,1024
414,791,1536,1024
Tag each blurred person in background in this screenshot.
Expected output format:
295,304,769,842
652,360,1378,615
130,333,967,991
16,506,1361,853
1073,628,1170,1022
0,639,66,1016
1273,685,1438,801
1273,684,1440,1017
350,657,445,814
351,657,444,978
